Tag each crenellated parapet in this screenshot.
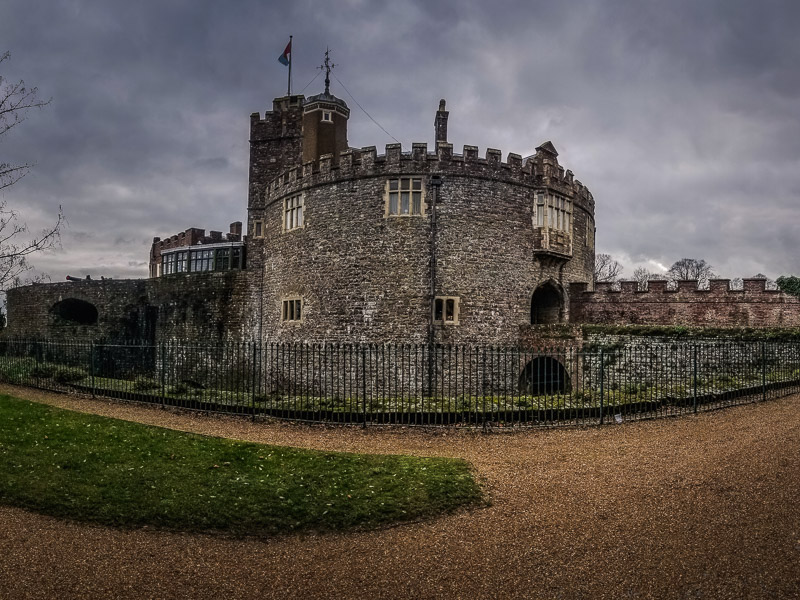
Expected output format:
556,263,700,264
569,279,800,327
258,142,594,213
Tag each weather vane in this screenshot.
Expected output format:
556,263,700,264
318,47,335,95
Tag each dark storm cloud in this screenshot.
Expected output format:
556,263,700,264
1,0,798,283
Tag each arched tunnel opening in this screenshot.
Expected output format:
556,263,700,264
531,283,563,324
519,357,570,395
51,298,99,325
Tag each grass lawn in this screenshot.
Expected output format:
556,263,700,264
0,394,483,535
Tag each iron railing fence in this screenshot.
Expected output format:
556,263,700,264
0,338,798,427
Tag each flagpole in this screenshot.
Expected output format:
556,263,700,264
287,35,292,96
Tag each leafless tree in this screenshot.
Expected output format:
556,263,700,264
0,51,61,291
632,266,663,291
667,258,715,289
594,253,623,283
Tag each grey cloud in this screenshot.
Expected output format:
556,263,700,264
1,0,799,284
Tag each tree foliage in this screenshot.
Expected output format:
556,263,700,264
0,51,61,290
594,253,623,283
777,276,800,298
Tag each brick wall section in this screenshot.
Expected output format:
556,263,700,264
570,279,800,327
249,142,595,345
6,272,251,343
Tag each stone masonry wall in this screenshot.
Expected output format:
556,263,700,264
5,272,251,343
249,142,595,345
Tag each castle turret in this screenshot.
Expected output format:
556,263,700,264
302,92,349,164
302,50,350,164
248,94,305,212
434,99,448,143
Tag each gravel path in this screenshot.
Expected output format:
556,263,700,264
1,384,799,600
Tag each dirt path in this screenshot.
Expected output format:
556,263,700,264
1,384,799,599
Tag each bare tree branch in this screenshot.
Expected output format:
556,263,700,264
0,51,59,292
594,253,623,283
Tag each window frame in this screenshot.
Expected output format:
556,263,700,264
283,194,304,232
281,298,303,323
252,220,264,238
534,191,572,234
385,177,425,217
433,296,460,325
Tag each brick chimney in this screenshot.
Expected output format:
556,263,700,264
435,99,449,144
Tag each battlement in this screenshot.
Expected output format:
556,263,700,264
261,142,593,210
569,279,800,328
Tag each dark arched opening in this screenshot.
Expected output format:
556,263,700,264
519,357,570,394
51,298,99,325
531,283,563,324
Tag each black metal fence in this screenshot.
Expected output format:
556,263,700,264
0,338,798,427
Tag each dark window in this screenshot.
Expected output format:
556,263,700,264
434,296,459,324
282,299,302,322
215,248,230,271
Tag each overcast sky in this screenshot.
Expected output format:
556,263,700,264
1,0,798,284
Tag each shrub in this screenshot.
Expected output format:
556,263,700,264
30,364,57,379
53,366,88,384
169,382,189,395
133,378,160,392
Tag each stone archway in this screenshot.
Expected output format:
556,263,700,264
531,282,563,324
519,356,570,395
50,298,99,325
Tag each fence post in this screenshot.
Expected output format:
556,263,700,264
160,342,166,409
762,341,767,402
599,348,604,425
90,341,96,398
251,342,258,421
361,345,367,429
693,345,698,414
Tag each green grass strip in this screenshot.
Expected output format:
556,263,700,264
0,395,483,535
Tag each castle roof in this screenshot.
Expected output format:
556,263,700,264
536,141,559,157
304,92,349,111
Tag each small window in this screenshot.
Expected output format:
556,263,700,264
282,298,303,322
284,194,304,231
253,220,263,238
386,178,424,217
433,296,459,325
321,111,332,122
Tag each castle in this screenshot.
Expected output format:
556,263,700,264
6,81,800,344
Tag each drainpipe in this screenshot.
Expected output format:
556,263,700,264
428,174,443,397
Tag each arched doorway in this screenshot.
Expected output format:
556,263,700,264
519,357,570,394
50,298,99,325
531,282,563,324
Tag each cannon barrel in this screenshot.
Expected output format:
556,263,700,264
65,275,92,281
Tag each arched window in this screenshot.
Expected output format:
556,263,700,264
531,282,563,324
519,357,570,394
50,298,99,325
